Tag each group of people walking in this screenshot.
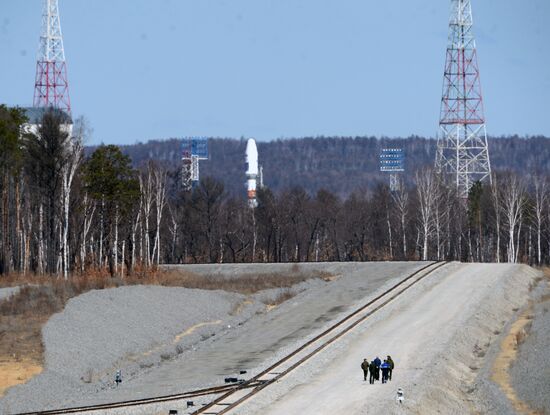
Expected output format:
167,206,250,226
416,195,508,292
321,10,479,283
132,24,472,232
361,356,394,384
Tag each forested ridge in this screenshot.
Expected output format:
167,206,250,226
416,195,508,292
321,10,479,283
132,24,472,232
98,135,550,197
3,104,550,277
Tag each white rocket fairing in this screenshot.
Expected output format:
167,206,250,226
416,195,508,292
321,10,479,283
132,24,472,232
245,138,258,207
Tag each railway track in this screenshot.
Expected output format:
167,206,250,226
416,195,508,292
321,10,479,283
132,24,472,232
191,260,448,415
19,261,447,415
16,382,263,415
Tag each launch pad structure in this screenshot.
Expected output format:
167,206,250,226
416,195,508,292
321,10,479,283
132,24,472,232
181,138,209,191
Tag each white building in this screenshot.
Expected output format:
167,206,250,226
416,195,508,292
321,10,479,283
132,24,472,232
22,107,73,137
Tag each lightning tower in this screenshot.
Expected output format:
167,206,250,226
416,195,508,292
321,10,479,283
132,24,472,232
435,0,491,198
33,0,71,114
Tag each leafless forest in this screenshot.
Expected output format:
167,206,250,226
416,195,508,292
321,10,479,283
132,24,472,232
1,105,550,278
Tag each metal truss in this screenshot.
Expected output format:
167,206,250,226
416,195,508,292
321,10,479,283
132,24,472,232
435,0,491,198
33,0,71,113
181,138,209,191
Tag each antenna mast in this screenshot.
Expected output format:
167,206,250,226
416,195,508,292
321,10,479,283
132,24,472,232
435,0,491,198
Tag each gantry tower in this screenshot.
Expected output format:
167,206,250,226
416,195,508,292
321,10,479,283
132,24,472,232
33,0,71,114
435,0,491,198
181,138,209,191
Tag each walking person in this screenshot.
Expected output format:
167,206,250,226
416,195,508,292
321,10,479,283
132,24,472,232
369,360,377,384
381,360,390,384
373,356,381,381
387,355,394,381
361,358,370,381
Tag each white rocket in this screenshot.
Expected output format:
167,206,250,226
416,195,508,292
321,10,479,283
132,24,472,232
245,138,259,208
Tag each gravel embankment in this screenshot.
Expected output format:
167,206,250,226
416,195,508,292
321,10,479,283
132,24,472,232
423,265,540,415
510,282,550,414
0,285,261,413
0,262,424,414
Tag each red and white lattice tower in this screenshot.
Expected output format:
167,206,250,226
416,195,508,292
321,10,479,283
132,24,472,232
33,0,71,114
435,0,491,198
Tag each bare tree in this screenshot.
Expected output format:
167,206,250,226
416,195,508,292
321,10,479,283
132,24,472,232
140,165,154,267
392,177,409,259
490,174,502,263
60,118,85,279
130,196,142,272
533,175,548,265
152,165,167,265
500,174,526,263
79,192,95,272
416,169,439,261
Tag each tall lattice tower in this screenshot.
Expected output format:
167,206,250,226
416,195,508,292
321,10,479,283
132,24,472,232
435,0,491,198
33,0,71,114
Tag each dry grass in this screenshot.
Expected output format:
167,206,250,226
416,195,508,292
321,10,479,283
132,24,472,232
156,269,332,294
262,289,296,307
0,274,125,389
514,321,533,348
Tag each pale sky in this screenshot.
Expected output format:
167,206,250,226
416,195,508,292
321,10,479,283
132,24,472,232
1,0,549,145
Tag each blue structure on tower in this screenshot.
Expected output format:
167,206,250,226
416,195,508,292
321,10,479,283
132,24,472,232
182,137,209,190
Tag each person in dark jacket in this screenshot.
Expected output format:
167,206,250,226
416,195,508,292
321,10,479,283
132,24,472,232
368,360,377,384
380,360,390,384
373,356,381,380
387,355,394,381
361,358,369,381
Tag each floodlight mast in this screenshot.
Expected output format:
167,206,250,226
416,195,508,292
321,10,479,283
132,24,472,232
33,0,71,114
380,148,404,192
435,0,491,199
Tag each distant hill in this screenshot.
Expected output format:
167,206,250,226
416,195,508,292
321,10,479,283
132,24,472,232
87,135,550,197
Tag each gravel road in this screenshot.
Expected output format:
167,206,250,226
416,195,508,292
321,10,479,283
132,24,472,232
0,262,424,413
231,263,538,415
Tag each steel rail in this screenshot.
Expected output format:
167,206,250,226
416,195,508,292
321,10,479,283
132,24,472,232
16,382,263,415
192,261,449,415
